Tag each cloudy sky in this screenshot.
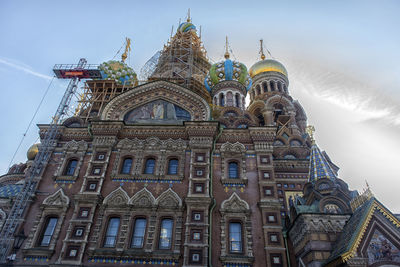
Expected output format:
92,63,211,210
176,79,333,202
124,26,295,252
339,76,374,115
0,0,399,212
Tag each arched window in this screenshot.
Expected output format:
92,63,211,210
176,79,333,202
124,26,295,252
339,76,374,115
104,217,120,248
121,157,133,174
256,85,261,95
144,158,156,174
278,81,282,91
263,82,268,93
235,94,240,108
270,81,275,91
229,222,242,253
64,159,78,176
167,159,179,175
39,217,58,246
227,92,233,106
228,162,239,179
131,218,147,248
159,218,173,249
220,93,225,106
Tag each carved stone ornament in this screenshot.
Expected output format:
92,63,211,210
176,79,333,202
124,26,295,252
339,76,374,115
64,140,88,152
117,137,187,151
43,189,70,207
220,192,249,213
220,142,246,154
155,188,182,209
128,187,156,207
103,187,130,206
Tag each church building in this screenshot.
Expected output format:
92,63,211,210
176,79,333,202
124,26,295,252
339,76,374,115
0,14,399,267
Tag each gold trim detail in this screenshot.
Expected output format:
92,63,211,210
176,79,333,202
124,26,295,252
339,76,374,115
340,199,400,263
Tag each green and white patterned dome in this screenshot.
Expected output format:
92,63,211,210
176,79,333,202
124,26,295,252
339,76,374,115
99,60,138,86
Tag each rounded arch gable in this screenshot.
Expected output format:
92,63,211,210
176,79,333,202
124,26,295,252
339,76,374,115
101,80,211,122
265,95,295,111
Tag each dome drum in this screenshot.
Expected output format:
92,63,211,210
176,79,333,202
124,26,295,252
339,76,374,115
250,76,289,100
210,80,248,97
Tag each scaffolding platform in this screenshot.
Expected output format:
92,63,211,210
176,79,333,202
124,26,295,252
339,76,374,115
53,64,102,79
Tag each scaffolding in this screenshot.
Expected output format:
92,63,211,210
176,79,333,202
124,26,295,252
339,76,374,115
78,80,132,122
149,21,211,103
0,59,87,262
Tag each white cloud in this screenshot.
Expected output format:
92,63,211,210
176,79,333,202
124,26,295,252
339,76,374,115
290,59,400,127
0,57,53,81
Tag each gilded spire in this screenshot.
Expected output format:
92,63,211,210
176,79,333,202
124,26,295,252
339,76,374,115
224,36,230,59
187,8,191,22
260,39,266,60
306,125,315,144
121,37,131,63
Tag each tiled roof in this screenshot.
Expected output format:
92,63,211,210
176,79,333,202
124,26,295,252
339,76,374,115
308,144,338,182
0,184,23,198
325,197,400,265
326,198,373,264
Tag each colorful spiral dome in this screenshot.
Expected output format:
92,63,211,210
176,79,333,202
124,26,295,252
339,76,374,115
204,59,252,92
98,60,138,86
249,59,288,78
177,21,196,33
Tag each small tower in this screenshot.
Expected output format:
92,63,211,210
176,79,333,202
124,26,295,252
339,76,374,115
204,37,251,110
248,40,307,134
150,13,211,103
249,39,289,102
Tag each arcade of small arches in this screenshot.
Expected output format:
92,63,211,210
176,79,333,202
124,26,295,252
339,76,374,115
213,90,245,109
250,79,288,101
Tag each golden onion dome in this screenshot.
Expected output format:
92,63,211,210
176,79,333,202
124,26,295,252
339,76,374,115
27,143,39,161
249,59,288,78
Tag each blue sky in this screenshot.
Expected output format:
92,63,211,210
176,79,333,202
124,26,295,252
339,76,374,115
0,0,399,212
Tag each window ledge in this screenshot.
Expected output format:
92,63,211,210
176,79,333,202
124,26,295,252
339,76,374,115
22,247,55,258
54,175,77,183
221,178,248,186
220,254,254,264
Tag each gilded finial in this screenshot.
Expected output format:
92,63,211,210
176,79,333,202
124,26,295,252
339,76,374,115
187,8,191,22
224,36,230,59
306,125,315,144
121,37,131,63
260,39,266,60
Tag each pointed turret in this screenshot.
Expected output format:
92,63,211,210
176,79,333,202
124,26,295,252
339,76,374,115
307,126,338,182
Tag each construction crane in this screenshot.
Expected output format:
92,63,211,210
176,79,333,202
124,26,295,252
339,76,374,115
0,58,101,262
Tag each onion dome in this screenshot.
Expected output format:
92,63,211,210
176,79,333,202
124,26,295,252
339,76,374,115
249,59,288,78
27,143,39,161
204,54,252,92
98,60,138,86
177,21,196,33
